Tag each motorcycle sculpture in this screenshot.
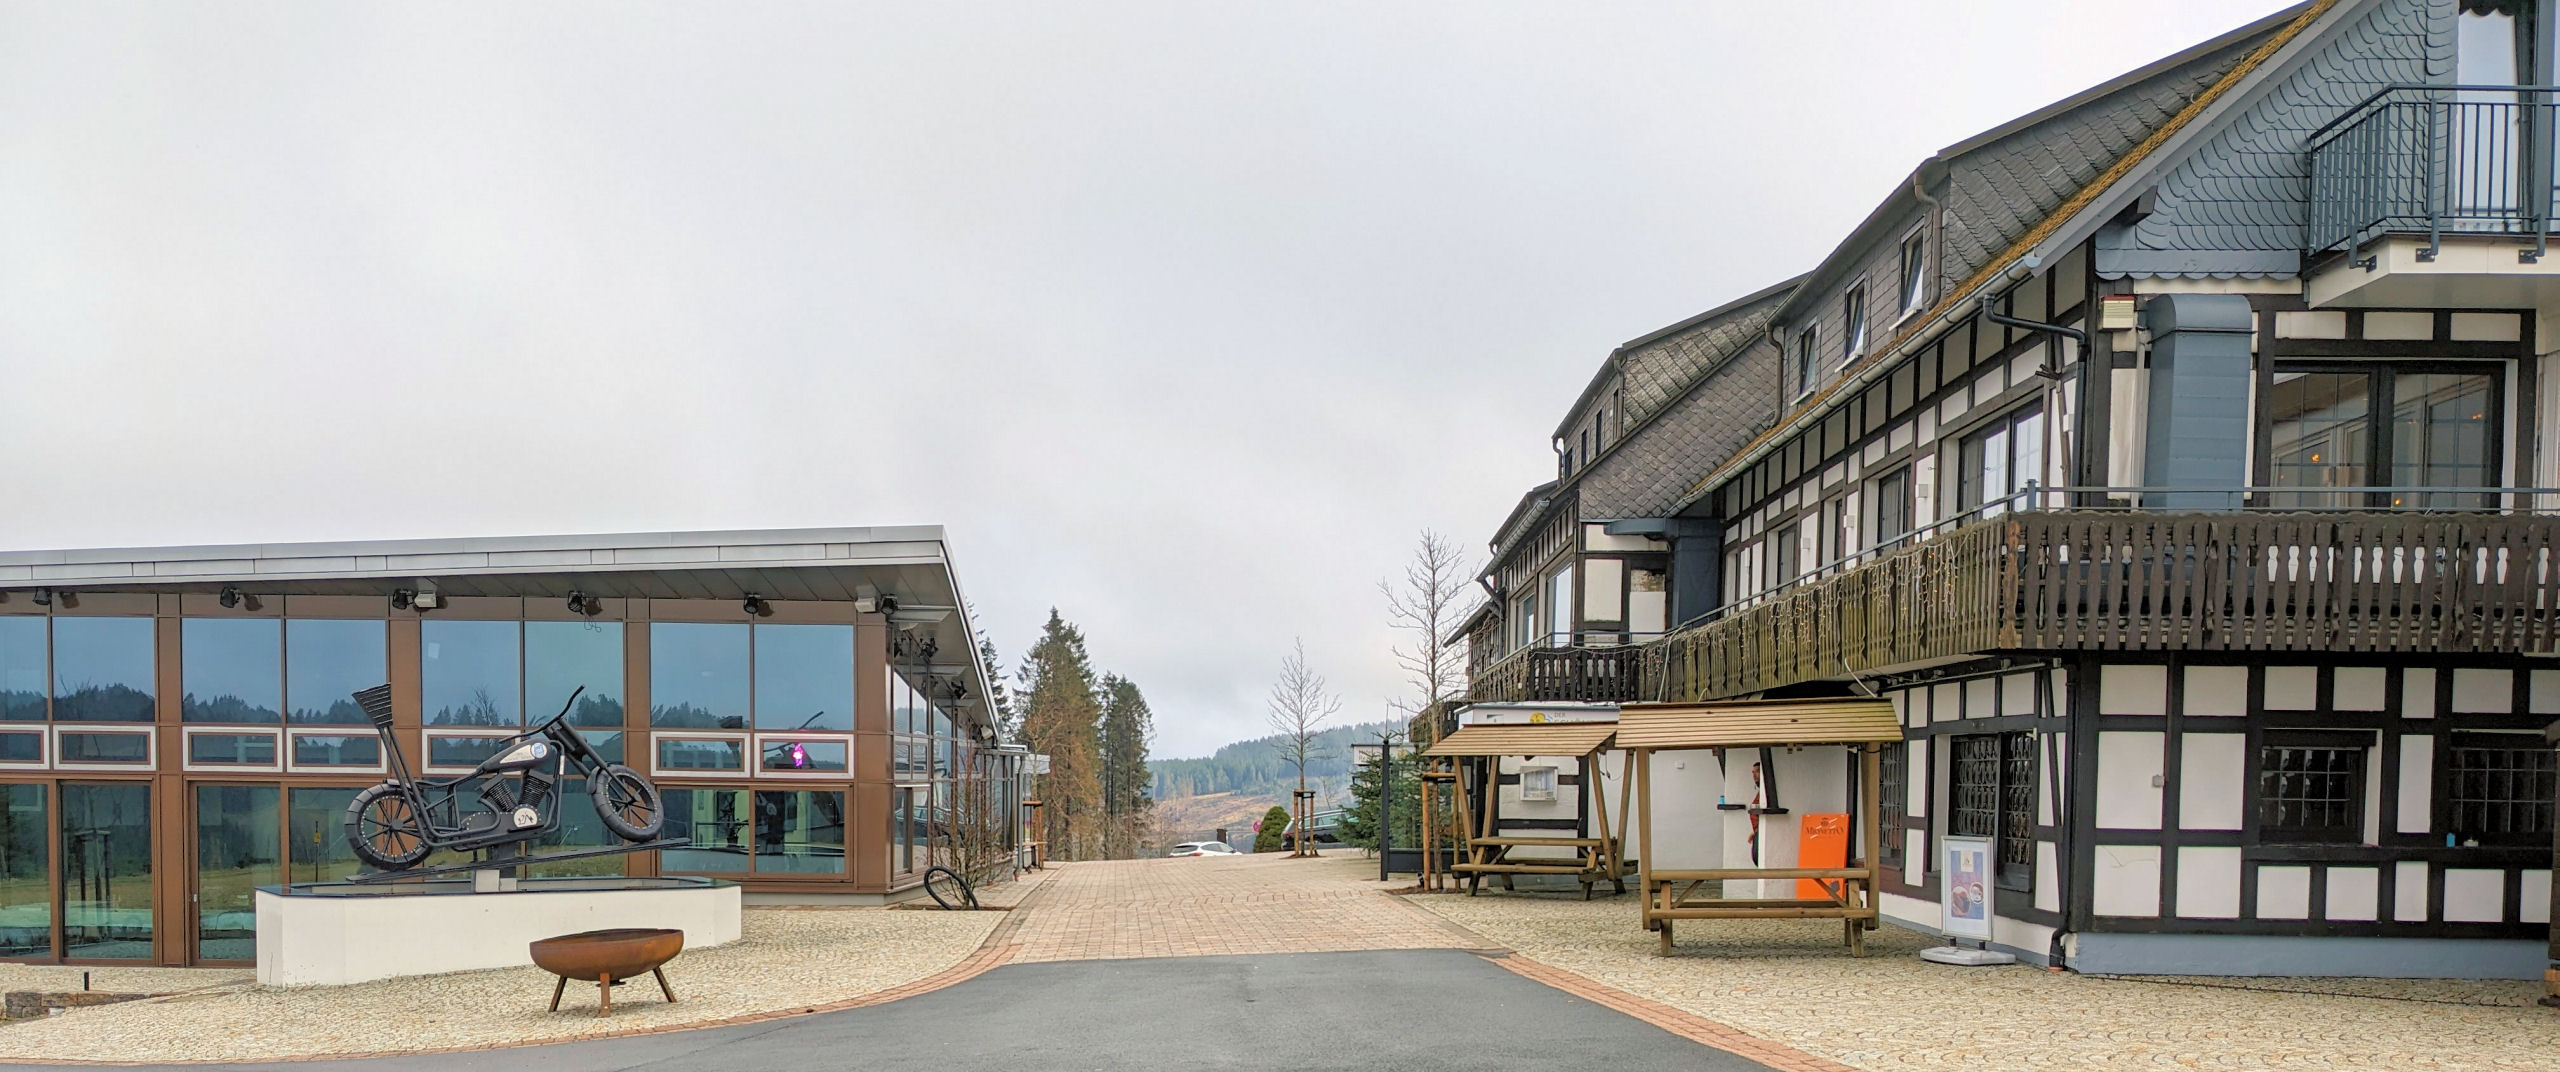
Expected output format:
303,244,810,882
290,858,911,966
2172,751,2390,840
343,683,666,871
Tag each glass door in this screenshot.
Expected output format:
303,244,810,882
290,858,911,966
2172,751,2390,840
192,784,278,963
0,784,49,959
60,782,151,960
286,786,365,885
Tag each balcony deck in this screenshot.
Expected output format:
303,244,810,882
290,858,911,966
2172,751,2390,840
1467,643,1645,705
1653,510,2560,701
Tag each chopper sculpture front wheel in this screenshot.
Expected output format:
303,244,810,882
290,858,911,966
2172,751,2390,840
593,763,666,842
345,782,434,871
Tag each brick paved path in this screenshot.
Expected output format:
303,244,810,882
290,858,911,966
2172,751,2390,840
1003,850,1487,963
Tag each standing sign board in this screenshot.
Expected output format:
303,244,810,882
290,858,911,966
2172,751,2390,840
1939,835,1995,943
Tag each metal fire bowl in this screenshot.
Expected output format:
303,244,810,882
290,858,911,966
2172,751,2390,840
529,928,684,982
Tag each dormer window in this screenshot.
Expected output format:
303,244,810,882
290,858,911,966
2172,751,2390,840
1900,230,1927,313
1842,284,1868,364
1794,327,1818,398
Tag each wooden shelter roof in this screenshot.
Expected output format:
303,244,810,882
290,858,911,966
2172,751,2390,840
1616,698,1900,750
1422,722,1617,758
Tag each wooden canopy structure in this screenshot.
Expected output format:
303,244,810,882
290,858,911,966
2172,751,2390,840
1422,722,1634,899
1619,698,1902,955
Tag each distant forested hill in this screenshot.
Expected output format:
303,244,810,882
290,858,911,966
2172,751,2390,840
1149,719,1403,805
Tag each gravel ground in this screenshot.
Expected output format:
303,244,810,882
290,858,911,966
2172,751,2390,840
0,907,1001,1063
1409,891,2560,1071
0,964,251,998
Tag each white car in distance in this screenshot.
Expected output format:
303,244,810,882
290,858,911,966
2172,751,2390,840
1166,842,1238,857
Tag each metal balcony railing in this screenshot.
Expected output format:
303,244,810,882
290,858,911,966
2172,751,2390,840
2307,84,2560,260
1650,486,2560,702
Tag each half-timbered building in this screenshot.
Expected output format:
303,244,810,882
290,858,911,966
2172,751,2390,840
1455,0,2560,978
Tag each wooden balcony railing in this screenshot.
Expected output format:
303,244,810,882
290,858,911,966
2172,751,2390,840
1653,510,2560,701
1468,644,1646,705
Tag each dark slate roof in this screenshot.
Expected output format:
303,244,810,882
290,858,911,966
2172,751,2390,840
1550,275,1804,441
1577,288,1793,520
2095,0,2446,278
1937,16,2289,285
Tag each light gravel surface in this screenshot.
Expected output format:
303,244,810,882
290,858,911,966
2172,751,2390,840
0,907,1001,1063
1410,891,2560,1071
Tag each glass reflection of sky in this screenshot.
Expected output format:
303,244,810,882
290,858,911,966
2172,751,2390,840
182,618,282,723
754,624,852,731
651,623,747,728
287,619,386,724
423,619,520,725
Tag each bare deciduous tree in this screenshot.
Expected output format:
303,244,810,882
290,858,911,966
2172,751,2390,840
1380,530,1483,719
1265,637,1341,857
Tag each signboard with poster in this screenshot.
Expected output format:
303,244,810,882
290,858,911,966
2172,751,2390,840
1939,835,1995,942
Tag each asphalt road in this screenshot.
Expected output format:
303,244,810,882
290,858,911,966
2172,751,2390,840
3,950,1773,1072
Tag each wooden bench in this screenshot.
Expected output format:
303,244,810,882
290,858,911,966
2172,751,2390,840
1453,835,1632,899
1640,866,1878,955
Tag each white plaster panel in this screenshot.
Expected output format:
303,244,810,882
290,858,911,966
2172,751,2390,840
1932,683,1959,723
2524,871,2552,925
2092,845,2161,917
2274,310,2347,338
2098,664,2167,716
2403,668,2437,719
2036,842,2060,913
2534,670,2560,714
2178,733,2246,830
2361,310,2433,340
2444,868,2505,923
2174,846,2241,919
1644,751,1725,871
2325,867,2380,922
1890,421,1913,452
2049,668,2069,714
1973,376,2001,408
1881,890,1939,932
2096,732,2164,829
2263,666,2317,710
1906,738,1929,816
256,882,742,986
2395,861,2431,922
2452,669,2514,713
2450,312,2523,341
1961,677,1994,718
2397,735,2434,835
2257,866,2312,920
2334,667,2388,710
1904,830,1928,873
2002,673,2037,718
2182,666,2247,717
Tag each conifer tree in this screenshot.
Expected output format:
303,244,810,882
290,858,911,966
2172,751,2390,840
1015,609,1102,859
1098,674,1155,859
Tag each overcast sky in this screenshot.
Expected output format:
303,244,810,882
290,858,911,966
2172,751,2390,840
0,2,2297,757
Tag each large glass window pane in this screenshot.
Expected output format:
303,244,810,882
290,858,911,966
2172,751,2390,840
181,618,281,724
753,624,852,731
754,790,845,874
194,784,277,961
651,623,747,728
422,620,519,726
287,787,363,885
528,621,624,728
52,617,155,723
654,737,743,772
2391,371,2498,509
286,619,386,725
188,733,278,766
2268,371,2372,509
61,783,151,959
529,778,624,878
290,733,380,768
0,618,45,722
661,788,750,872
0,784,48,957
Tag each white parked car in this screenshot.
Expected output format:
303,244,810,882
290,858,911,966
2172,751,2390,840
1166,841,1238,857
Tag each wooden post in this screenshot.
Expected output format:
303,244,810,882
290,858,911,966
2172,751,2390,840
1858,741,1882,958
1635,747,1658,951
1587,749,1612,880
1615,747,1636,890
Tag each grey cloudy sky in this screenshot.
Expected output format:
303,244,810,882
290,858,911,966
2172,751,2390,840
0,2,2296,757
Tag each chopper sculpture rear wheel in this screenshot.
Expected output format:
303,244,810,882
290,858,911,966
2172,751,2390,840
593,763,666,842
345,783,433,871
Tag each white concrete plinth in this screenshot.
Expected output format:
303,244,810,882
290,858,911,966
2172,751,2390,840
254,878,741,986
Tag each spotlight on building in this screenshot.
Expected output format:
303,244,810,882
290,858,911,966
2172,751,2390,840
567,591,602,617
742,595,771,617
391,588,414,611
55,591,76,609
220,585,242,609
32,589,51,607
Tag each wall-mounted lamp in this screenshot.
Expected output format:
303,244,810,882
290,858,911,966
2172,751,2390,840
391,588,414,611
54,591,76,610
32,589,51,607
742,595,771,617
218,585,260,611
566,591,602,617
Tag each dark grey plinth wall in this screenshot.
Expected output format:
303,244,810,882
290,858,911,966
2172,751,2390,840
2140,293,2255,509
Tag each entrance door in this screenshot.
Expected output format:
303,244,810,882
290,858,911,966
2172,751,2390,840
192,784,278,964
61,782,152,961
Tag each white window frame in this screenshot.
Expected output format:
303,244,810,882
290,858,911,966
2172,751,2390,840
420,726,527,775
651,731,752,779
1843,283,1868,364
180,725,285,773
1519,764,1558,802
287,728,390,774
53,725,157,772
0,727,46,771
750,732,855,779
1899,227,1928,316
1794,327,1819,398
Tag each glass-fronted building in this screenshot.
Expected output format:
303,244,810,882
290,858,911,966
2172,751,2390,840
0,526,1018,966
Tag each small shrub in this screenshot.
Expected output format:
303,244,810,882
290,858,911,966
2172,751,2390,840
1252,804,1291,853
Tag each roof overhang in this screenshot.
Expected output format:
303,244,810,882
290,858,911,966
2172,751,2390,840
1615,698,1901,750
1422,721,1618,758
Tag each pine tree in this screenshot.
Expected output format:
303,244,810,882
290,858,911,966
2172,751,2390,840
1339,743,1421,854
1252,804,1292,854
1015,610,1102,860
1098,674,1154,859
970,604,1018,742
